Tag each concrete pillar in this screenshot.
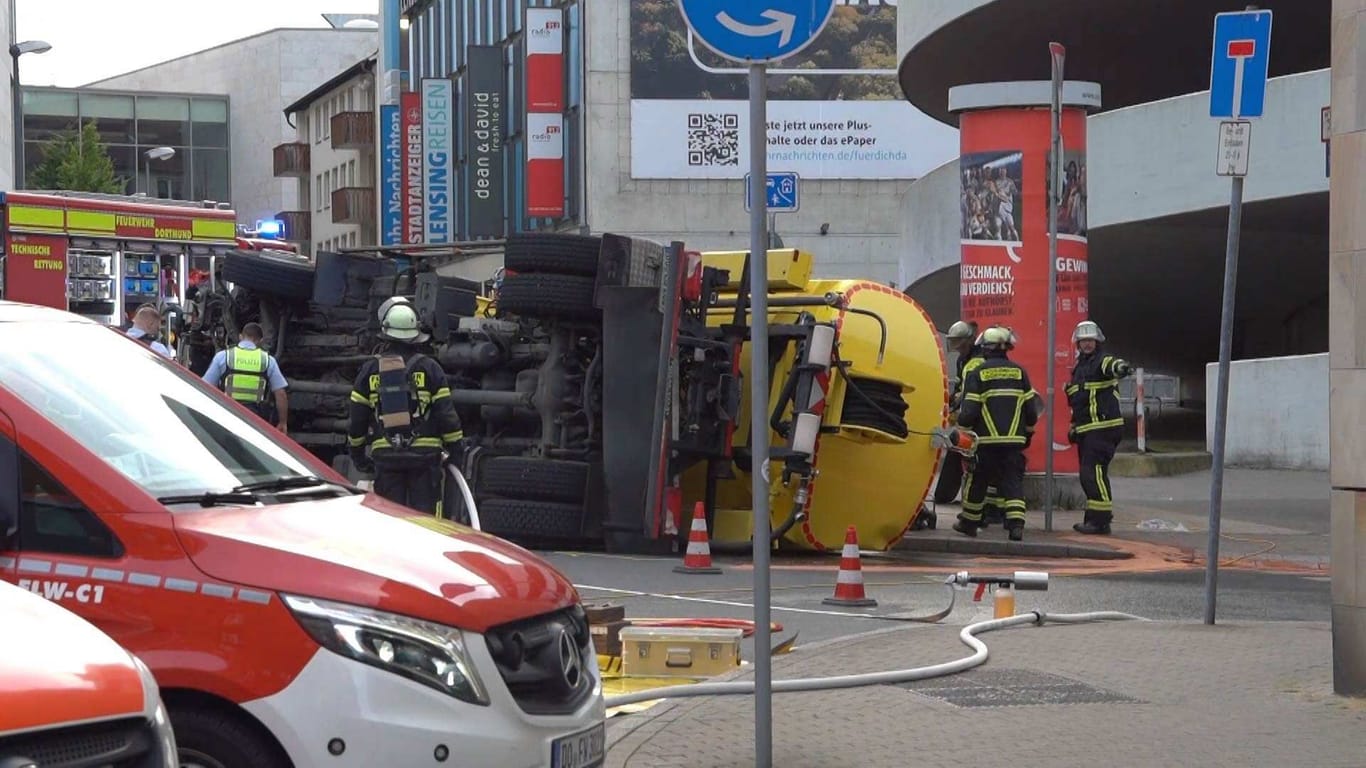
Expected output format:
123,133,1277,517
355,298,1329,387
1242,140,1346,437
1330,0,1366,697
947,81,1101,490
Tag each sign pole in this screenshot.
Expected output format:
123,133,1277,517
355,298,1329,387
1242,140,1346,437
1045,42,1064,532
748,61,773,768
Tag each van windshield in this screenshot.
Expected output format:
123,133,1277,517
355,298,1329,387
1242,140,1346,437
0,319,316,501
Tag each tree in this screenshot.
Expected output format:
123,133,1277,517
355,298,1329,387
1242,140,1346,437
29,120,125,193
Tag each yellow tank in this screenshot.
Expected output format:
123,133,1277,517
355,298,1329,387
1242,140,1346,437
684,249,949,553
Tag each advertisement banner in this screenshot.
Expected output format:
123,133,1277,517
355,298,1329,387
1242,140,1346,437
421,78,455,244
4,233,69,308
465,45,506,238
525,7,564,113
526,112,565,218
958,106,1090,475
401,91,424,244
380,104,403,245
627,0,956,180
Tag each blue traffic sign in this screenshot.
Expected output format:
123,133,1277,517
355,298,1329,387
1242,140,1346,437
746,172,800,213
677,0,836,64
1209,9,1273,119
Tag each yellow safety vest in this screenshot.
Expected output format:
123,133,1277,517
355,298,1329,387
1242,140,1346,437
224,346,269,404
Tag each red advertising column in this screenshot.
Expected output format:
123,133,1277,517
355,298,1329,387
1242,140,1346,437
949,81,1102,477
524,6,565,220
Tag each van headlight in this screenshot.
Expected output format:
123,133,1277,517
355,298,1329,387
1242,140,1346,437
283,594,488,706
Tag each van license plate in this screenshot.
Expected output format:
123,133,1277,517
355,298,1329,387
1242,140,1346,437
551,722,605,768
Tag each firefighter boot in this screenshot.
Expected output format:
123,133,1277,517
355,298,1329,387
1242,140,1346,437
1006,521,1024,542
952,516,979,538
1072,515,1112,536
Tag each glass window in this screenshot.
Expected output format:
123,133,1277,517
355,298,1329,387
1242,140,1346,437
19,453,123,558
136,96,190,147
191,98,228,148
79,93,135,145
104,145,138,195
0,322,317,501
191,148,230,203
22,89,78,141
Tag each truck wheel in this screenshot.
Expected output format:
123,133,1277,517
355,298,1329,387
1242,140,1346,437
172,707,289,768
479,457,589,503
505,233,602,277
496,273,599,321
479,498,585,540
222,249,315,300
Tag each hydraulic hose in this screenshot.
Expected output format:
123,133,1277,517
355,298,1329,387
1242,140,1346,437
602,610,1144,708
446,465,481,531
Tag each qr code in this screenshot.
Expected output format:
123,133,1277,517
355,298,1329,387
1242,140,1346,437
687,113,739,166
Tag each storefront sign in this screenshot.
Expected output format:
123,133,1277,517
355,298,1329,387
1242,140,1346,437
466,45,506,238
525,7,564,113
958,106,1090,474
4,233,69,308
401,91,425,244
380,104,403,245
526,113,565,218
421,78,454,244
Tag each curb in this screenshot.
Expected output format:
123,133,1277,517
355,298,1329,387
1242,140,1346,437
892,535,1133,560
1111,451,1213,477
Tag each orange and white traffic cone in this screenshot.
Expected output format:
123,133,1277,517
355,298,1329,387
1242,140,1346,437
822,525,878,607
674,502,723,574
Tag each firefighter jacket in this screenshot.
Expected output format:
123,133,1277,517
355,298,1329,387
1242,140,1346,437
957,353,1040,447
1066,348,1131,434
347,351,464,457
950,344,984,408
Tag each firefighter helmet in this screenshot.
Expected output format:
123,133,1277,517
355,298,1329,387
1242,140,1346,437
947,320,977,340
980,326,1014,350
1073,320,1105,343
379,301,428,343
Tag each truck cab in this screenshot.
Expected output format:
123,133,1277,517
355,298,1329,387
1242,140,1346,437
0,301,605,768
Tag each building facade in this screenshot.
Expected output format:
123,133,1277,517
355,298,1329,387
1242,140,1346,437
19,87,230,203
276,55,378,256
1,0,16,191
84,26,376,227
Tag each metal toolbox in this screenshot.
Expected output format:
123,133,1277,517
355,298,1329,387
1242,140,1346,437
619,626,743,678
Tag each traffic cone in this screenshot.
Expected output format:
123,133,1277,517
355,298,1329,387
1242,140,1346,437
822,526,878,607
674,502,723,574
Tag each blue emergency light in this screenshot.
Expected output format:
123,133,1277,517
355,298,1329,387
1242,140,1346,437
254,219,285,239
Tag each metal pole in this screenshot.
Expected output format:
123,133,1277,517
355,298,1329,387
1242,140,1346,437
747,62,772,768
1044,43,1064,532
11,54,21,189
1135,367,1147,454
1206,173,1243,625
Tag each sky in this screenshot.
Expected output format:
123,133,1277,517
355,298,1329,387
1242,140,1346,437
15,0,380,87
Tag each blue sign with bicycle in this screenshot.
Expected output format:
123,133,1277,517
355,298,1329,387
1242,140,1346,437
676,0,836,64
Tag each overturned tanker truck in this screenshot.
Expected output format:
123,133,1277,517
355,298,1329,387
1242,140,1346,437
179,233,950,553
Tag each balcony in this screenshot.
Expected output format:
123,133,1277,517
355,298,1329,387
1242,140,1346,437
273,142,310,178
331,111,375,151
275,211,311,243
331,186,375,225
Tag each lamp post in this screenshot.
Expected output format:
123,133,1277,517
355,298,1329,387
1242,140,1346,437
10,39,52,189
144,146,175,197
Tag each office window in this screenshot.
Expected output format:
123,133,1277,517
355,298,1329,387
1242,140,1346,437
136,96,190,146
22,89,78,141
79,93,135,145
192,148,230,203
191,99,229,148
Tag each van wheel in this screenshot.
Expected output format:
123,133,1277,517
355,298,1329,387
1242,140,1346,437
173,707,289,768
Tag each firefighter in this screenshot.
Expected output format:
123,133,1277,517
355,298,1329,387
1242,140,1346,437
932,320,980,504
202,322,290,433
1066,320,1134,535
348,299,465,516
953,326,1040,541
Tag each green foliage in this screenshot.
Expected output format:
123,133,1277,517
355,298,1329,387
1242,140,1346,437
29,121,125,193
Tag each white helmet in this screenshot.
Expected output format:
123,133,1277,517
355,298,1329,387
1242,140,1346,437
379,300,428,343
1073,320,1105,343
980,326,1014,350
946,320,976,341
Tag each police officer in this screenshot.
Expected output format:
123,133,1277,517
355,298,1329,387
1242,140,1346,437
126,305,174,358
202,322,289,432
933,320,980,504
347,299,465,516
1066,320,1133,535
953,326,1040,541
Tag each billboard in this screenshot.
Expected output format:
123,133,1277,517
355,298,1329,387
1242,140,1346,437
527,113,565,218
421,78,455,244
525,6,565,220
627,0,957,180
380,104,403,245
526,8,564,112
401,91,424,244
466,45,506,238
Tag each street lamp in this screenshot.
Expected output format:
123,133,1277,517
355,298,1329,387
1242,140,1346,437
144,146,175,198
10,39,52,189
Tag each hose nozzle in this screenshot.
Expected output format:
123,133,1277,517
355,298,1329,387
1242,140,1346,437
949,570,1049,591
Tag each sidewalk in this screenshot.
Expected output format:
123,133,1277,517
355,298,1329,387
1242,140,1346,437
605,617,1364,767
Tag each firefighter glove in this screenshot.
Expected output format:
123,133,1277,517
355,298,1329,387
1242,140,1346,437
1115,361,1133,378
350,446,375,475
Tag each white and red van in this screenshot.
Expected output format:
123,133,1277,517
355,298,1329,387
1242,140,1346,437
0,301,605,767
0,578,178,766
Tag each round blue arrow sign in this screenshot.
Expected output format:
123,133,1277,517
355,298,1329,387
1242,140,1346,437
676,0,836,65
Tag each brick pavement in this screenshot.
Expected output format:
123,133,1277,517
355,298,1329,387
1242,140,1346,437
605,618,1366,767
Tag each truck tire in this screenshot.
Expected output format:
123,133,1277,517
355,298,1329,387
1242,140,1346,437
479,498,585,540
505,233,602,277
172,706,289,768
222,250,314,300
497,273,599,321
479,457,589,503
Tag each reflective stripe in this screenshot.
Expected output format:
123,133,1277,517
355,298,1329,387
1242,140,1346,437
442,431,464,443
433,387,452,400
165,578,198,593
348,435,366,447
5,557,274,605
225,347,269,404
55,563,88,577
1076,418,1124,434
350,390,370,405
92,568,124,582
19,558,52,574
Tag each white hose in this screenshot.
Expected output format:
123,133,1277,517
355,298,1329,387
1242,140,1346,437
447,465,481,531
603,610,1145,708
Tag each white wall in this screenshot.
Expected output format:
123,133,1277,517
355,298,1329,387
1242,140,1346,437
86,29,375,226
0,0,15,191
296,72,376,255
1206,353,1328,470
